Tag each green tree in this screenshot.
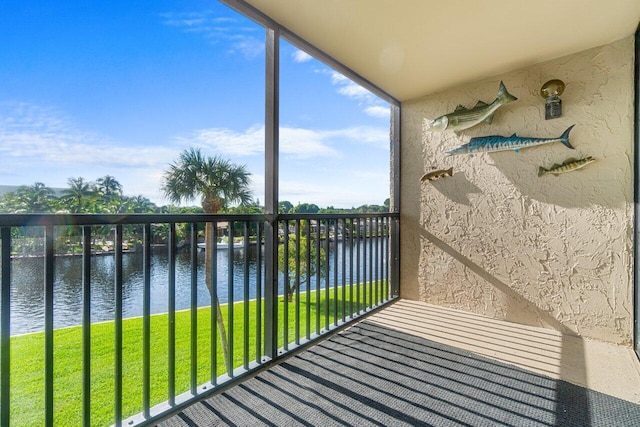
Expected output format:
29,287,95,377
124,195,157,213
15,182,56,213
61,177,95,213
161,147,252,374
0,191,20,213
278,221,327,301
291,203,320,214
278,200,293,214
95,175,123,210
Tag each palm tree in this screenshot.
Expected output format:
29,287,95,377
162,147,252,374
61,177,95,213
95,175,123,206
15,182,55,213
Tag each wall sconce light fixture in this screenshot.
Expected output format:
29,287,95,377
540,79,565,120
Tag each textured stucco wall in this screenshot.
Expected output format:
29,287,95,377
400,37,634,344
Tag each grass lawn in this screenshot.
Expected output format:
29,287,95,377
7,282,388,426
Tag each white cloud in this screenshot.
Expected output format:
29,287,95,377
0,102,390,207
161,10,264,60
325,71,391,119
292,50,312,63
178,124,389,159
0,102,179,203
364,106,390,119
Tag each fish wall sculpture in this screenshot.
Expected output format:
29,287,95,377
538,156,595,176
426,81,517,134
446,125,575,156
421,167,453,182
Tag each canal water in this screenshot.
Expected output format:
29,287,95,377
8,239,386,335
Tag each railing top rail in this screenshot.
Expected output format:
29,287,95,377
0,212,398,227
277,213,397,220
0,213,271,227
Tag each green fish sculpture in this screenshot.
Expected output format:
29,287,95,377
426,81,517,134
421,167,453,182
538,156,595,176
447,125,575,156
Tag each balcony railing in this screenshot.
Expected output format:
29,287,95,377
0,212,399,426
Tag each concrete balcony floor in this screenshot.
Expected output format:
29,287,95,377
159,300,640,426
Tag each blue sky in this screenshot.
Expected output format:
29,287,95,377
0,1,390,208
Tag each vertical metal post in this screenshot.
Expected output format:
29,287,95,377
375,217,380,305
333,219,338,326
305,220,311,339
264,25,280,361
390,104,401,298
227,222,234,376
634,22,640,360
294,220,301,344
168,224,176,404
362,218,367,310
367,217,376,309
190,223,198,394
356,218,361,314
114,224,123,426
211,223,218,382
349,219,354,317
44,226,54,427
315,221,321,333
82,226,92,426
341,219,346,322
142,224,151,417
283,220,289,349
0,227,10,427
255,223,262,364
324,220,330,331
243,222,250,369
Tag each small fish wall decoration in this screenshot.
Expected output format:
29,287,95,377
425,81,517,135
446,125,575,156
538,156,595,176
421,167,453,182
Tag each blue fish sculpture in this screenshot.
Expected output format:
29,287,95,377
446,125,575,156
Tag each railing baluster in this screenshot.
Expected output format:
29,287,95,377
190,223,198,395
283,220,289,350
305,220,311,340
1,227,11,427
349,218,354,318
324,220,330,331
82,226,91,427
362,218,367,311
385,217,390,300
142,224,151,418
294,220,300,345
341,219,346,323
369,217,373,308
44,226,54,427
333,219,338,327
211,222,218,384
375,217,380,306
315,220,321,334
243,222,250,369
356,218,361,315
114,224,123,426
168,223,176,405
255,222,262,364
227,221,234,377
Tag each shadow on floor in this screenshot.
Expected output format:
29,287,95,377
159,321,640,426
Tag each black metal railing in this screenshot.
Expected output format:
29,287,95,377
0,212,398,426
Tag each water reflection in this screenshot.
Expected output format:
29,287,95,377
8,239,384,335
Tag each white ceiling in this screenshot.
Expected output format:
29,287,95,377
244,0,640,102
